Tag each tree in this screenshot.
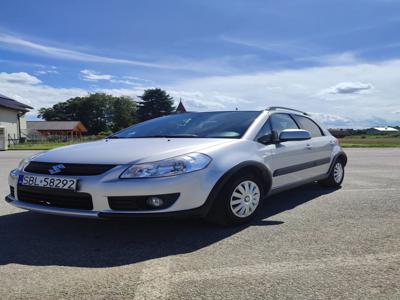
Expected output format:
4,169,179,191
38,93,137,134
137,88,175,121
111,96,137,131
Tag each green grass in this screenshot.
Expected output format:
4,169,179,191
8,136,103,150
339,135,400,148
9,141,80,150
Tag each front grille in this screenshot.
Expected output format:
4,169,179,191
25,161,116,176
108,193,180,211
17,186,93,210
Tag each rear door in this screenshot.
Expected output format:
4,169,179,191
257,113,315,189
292,115,332,177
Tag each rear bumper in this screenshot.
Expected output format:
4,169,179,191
5,194,205,219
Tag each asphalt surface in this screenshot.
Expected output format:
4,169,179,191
0,149,399,299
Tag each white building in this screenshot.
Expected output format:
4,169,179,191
0,93,33,150
367,127,399,134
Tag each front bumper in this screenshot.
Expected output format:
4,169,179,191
5,194,205,218
5,194,99,218
7,165,223,219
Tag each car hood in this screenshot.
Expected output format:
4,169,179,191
31,138,235,164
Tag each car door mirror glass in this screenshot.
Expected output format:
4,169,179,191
279,129,311,142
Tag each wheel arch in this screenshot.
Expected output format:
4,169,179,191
328,151,348,175
200,161,272,216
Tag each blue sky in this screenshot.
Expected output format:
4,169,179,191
1,0,400,127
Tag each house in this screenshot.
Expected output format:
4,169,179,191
328,128,355,138
0,93,33,150
27,121,88,139
175,99,187,113
367,127,399,134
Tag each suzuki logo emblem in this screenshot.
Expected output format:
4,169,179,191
48,164,66,175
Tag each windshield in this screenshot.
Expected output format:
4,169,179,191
110,111,261,139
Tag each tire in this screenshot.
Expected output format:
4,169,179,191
206,173,264,226
319,159,345,187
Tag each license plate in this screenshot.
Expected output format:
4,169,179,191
18,175,78,191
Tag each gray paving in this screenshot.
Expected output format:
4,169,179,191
0,149,399,299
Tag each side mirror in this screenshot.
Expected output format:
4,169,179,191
279,129,311,142
257,133,273,145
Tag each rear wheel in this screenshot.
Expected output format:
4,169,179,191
319,159,345,187
206,173,264,226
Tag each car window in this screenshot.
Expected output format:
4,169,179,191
293,115,323,137
270,113,299,135
255,119,272,140
110,111,261,139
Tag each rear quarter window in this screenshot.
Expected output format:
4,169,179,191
293,115,324,137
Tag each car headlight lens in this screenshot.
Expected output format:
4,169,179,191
10,157,32,178
120,153,212,178
16,152,45,171
18,158,31,171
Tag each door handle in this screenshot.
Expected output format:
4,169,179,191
305,144,313,150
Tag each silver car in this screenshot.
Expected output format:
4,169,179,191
6,107,347,225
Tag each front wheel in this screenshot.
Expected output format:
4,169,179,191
319,160,345,187
206,173,264,226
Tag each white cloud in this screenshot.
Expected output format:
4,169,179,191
119,76,154,86
35,70,59,75
80,69,113,81
79,70,153,86
221,35,359,67
0,32,179,70
321,82,374,95
171,59,400,126
0,72,41,85
0,32,255,74
2,57,400,127
95,87,148,98
123,76,152,82
5,30,355,75
297,52,359,66
220,35,314,58
35,66,59,76
0,73,86,116
310,112,353,128
168,90,225,110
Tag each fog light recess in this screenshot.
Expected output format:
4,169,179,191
146,196,164,208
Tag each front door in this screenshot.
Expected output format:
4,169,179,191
256,113,316,189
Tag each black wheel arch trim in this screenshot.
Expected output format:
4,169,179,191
328,151,348,175
199,161,273,217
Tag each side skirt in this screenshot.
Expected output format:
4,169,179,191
267,174,328,196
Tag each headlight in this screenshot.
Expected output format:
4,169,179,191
18,158,31,171
120,153,212,178
10,157,31,178
16,152,45,171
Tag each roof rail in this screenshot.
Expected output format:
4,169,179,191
265,106,310,116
